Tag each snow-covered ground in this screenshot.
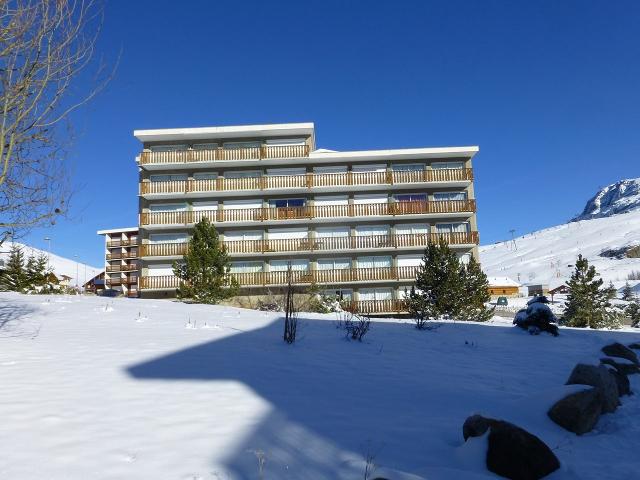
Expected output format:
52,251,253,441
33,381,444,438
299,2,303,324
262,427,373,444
0,242,101,287
1,292,640,479
480,208,640,288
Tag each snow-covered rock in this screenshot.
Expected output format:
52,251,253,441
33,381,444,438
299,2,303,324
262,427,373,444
572,178,640,221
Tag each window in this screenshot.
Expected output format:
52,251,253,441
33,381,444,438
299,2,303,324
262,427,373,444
317,258,351,270
314,165,347,174
230,261,263,273
352,164,386,173
192,201,218,211
147,264,174,276
223,141,261,149
269,198,305,208
395,224,429,235
265,138,306,146
436,222,469,233
359,288,393,301
355,225,390,236
269,259,309,271
268,228,308,240
193,172,218,180
315,226,350,238
396,255,422,267
433,191,467,201
395,193,427,202
224,170,261,179
323,288,353,300
392,163,425,172
149,144,187,152
431,161,464,169
354,193,387,204
266,168,306,176
149,203,187,212
149,234,187,244
224,199,262,210
149,174,188,182
314,195,348,206
459,253,472,265
357,256,392,269
224,231,263,241
192,143,218,150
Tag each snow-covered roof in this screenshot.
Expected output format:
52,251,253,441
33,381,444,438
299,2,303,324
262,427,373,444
309,145,479,161
134,123,315,142
487,276,521,287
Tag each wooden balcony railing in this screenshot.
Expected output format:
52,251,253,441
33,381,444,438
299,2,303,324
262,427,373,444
139,231,479,257
140,265,419,290
343,299,407,314
106,238,139,248
106,264,139,272
106,251,139,260
139,144,310,165
140,200,476,226
106,278,122,286
139,169,473,195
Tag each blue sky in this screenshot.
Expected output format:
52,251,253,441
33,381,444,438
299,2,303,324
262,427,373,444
20,0,640,267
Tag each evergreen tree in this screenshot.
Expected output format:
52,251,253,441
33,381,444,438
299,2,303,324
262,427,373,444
173,218,238,304
459,256,495,322
627,299,640,328
621,282,635,302
563,254,619,329
0,245,27,291
25,253,50,289
406,240,465,327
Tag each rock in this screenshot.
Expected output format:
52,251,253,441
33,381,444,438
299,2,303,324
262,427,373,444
487,420,560,480
604,366,631,396
463,414,495,440
600,357,640,376
602,342,640,365
548,387,603,435
462,415,560,479
566,364,620,413
628,342,640,350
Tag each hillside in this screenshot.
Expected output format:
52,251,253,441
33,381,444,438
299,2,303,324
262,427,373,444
0,242,102,287
1,292,639,479
480,184,640,287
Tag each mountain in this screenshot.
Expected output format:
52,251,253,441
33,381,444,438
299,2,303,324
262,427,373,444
572,177,640,221
0,242,102,287
480,179,640,287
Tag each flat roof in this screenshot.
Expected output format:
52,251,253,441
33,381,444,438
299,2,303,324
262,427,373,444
97,227,138,235
310,145,479,160
134,122,315,143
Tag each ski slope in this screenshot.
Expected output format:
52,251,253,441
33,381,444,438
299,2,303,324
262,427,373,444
480,208,640,287
0,292,639,479
0,242,102,287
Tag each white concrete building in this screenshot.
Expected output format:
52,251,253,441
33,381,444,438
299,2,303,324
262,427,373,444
97,227,139,297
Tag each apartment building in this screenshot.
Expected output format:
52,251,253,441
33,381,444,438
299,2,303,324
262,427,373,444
97,227,139,297
135,122,479,313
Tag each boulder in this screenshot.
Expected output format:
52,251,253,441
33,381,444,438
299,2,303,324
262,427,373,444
604,366,631,396
602,342,639,365
548,387,603,435
462,415,560,480
566,364,619,413
600,357,640,376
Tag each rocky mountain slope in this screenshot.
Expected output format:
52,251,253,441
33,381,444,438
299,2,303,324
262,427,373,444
572,177,640,221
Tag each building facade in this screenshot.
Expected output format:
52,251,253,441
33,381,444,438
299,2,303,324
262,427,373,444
135,123,479,313
97,227,139,297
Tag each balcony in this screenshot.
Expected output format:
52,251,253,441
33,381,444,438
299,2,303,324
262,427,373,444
139,231,479,258
106,264,139,273
107,238,138,248
140,200,476,226
140,265,420,290
106,251,139,260
139,169,473,196
139,144,310,166
343,299,407,314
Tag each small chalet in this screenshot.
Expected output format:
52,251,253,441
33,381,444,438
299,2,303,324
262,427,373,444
487,276,521,297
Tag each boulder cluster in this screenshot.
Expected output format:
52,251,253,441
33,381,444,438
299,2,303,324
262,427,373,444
461,342,638,479
547,342,639,435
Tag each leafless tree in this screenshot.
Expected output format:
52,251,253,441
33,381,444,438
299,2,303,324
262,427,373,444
283,263,297,344
0,0,112,243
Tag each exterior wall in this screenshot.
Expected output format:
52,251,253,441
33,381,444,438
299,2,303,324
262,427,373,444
99,229,140,297
488,286,520,297
135,125,480,313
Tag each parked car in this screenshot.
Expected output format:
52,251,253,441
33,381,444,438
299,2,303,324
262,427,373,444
101,289,120,298
496,296,508,306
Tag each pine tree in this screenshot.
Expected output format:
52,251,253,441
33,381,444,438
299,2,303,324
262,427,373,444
173,218,238,304
25,253,50,289
627,299,640,328
621,282,635,302
459,256,495,322
0,245,27,291
406,240,465,327
563,254,619,329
